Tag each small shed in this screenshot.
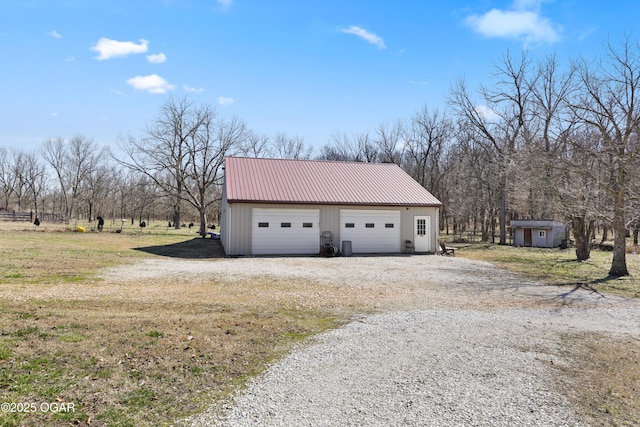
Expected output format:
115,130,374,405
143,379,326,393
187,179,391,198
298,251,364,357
510,220,566,248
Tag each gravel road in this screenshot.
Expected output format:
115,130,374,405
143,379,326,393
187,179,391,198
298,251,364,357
105,255,640,426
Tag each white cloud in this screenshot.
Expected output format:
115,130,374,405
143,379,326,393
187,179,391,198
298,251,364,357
65,56,75,62
147,53,167,63
127,74,176,94
217,0,233,7
184,85,204,93
91,38,149,60
46,30,62,39
409,80,429,86
51,112,59,117
465,0,561,45
217,96,234,106
340,26,386,49
475,105,501,122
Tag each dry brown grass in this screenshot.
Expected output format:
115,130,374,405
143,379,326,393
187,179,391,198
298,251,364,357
551,333,640,426
0,224,352,426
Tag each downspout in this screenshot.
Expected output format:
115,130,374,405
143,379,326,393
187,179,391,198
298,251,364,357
435,207,440,253
227,203,232,255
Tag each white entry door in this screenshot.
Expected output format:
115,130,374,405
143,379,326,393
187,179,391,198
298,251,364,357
414,216,431,252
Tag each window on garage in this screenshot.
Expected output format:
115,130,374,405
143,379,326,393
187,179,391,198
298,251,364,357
281,222,291,228
258,222,269,228
385,223,394,228
365,223,375,228
303,222,313,228
345,223,355,228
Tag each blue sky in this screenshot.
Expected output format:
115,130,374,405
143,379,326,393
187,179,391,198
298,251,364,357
0,0,636,153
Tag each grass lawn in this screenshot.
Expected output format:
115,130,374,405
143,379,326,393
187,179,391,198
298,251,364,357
0,222,346,426
456,242,640,298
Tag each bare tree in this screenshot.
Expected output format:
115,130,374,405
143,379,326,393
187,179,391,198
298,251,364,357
22,150,48,216
117,97,207,229
449,51,533,245
0,147,16,210
183,112,247,236
42,137,70,221
569,37,640,276
319,132,378,162
403,106,452,189
9,149,28,211
557,128,607,260
117,97,245,235
526,54,577,219
272,132,313,159
449,121,501,241
375,120,405,165
239,131,272,158
83,162,114,222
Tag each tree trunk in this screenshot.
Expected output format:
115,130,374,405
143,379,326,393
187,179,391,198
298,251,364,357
609,203,629,276
600,226,608,243
173,203,181,229
199,207,207,237
499,176,507,245
571,215,595,261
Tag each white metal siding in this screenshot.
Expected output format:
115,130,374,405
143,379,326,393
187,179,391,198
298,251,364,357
340,209,401,253
252,208,319,255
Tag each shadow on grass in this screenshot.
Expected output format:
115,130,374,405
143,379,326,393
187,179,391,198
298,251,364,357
551,275,623,301
133,237,224,259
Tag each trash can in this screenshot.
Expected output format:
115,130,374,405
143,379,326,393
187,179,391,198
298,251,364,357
342,240,352,257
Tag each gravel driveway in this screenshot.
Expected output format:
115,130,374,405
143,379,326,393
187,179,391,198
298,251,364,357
106,255,640,426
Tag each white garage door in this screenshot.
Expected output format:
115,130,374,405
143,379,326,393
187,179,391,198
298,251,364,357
252,208,320,255
340,209,401,253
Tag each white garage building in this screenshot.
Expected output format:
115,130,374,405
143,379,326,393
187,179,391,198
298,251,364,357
220,157,442,256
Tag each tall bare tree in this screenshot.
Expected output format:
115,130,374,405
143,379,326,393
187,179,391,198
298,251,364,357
117,97,208,229
117,97,245,235
183,112,247,236
9,149,28,211
42,136,104,222
22,150,48,216
403,106,452,189
319,132,378,162
569,37,640,276
449,51,533,245
272,132,313,159
0,147,16,210
375,120,405,165
239,131,272,158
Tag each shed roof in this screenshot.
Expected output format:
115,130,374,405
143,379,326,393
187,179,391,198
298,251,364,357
224,157,442,207
510,220,565,228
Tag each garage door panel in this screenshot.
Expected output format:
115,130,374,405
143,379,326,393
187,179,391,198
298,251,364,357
252,208,319,255
340,210,401,253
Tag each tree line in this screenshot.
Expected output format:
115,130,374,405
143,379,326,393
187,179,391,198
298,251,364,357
2,36,639,276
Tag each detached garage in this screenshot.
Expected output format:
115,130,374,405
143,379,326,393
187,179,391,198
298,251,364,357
220,157,442,256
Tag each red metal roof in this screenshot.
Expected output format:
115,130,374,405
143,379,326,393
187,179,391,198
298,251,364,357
224,157,442,207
